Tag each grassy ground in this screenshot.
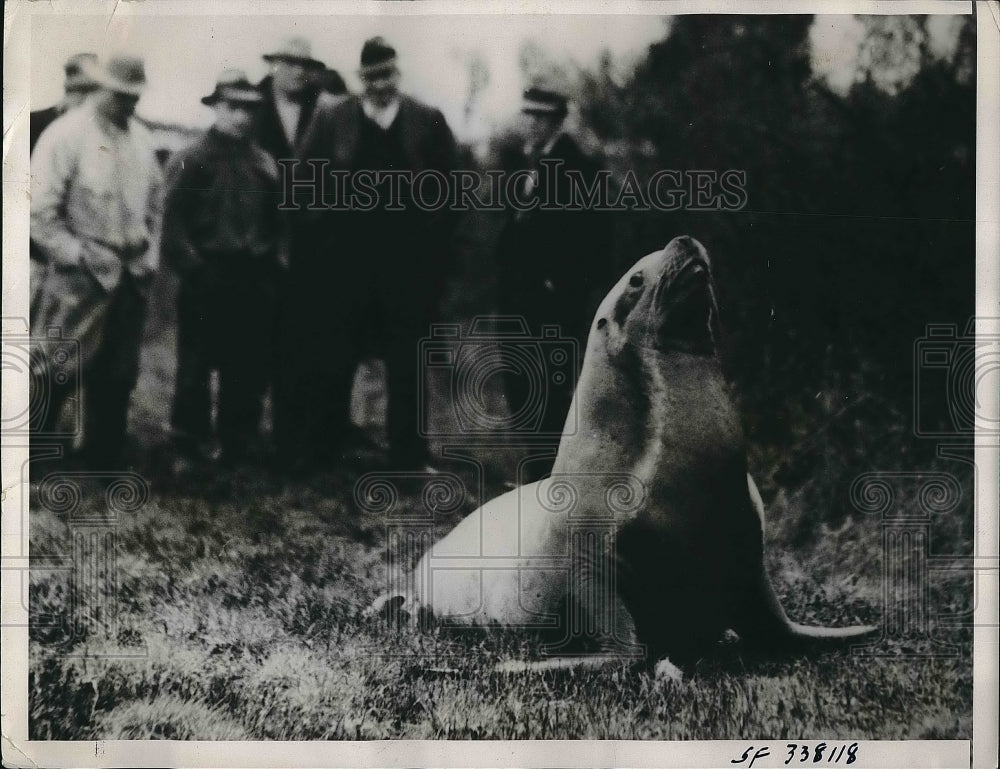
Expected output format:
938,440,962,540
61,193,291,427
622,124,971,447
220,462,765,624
28,216,974,740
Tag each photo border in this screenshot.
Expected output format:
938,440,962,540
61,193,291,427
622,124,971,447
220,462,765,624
2,1,995,767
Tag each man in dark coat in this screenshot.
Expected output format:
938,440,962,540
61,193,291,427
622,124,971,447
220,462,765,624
161,70,286,470
495,86,613,483
253,36,324,160
250,36,324,468
290,36,459,472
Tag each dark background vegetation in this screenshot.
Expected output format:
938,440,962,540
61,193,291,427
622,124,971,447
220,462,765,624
29,13,977,741
582,13,976,478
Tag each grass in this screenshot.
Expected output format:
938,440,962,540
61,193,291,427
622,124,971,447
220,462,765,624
28,219,974,741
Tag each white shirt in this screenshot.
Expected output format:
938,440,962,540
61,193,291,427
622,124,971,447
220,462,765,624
362,97,401,131
30,103,162,288
274,92,302,147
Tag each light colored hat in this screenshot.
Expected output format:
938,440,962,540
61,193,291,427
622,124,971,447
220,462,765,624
63,53,99,93
263,36,324,69
85,54,146,97
201,69,264,106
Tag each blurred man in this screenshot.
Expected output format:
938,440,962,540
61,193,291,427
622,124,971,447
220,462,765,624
495,85,612,483
254,36,324,160
30,54,162,467
30,53,100,319
292,36,459,472
30,53,99,152
253,36,324,471
161,71,285,471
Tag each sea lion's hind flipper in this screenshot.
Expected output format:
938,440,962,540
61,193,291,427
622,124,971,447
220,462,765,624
730,558,878,655
733,478,877,654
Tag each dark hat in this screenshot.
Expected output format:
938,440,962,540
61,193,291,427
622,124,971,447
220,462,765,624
359,37,397,78
201,69,264,106
263,36,324,69
63,53,99,93
521,86,568,117
84,54,146,97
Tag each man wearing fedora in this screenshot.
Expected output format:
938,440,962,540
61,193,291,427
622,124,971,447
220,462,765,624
253,35,325,471
30,54,162,468
495,85,612,483
161,71,286,470
254,36,325,161
292,36,459,472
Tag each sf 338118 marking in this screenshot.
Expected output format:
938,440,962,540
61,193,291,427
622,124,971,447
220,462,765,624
731,742,860,768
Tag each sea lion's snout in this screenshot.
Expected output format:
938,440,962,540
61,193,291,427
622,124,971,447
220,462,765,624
663,235,710,266
648,237,717,355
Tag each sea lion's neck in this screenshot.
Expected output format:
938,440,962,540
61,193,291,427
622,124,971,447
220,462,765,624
554,346,743,485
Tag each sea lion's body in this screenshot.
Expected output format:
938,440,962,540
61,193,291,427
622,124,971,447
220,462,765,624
379,236,875,665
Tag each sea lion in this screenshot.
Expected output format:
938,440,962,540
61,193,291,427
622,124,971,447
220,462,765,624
374,236,876,667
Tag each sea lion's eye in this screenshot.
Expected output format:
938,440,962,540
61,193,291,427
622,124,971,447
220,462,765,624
629,272,644,287
597,318,608,330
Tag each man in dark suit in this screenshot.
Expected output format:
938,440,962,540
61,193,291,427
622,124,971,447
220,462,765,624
290,36,459,472
252,36,324,469
495,86,613,483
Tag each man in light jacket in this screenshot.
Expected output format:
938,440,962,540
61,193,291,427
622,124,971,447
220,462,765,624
30,54,162,468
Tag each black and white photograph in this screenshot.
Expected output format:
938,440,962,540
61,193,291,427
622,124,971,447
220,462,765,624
1,1,997,767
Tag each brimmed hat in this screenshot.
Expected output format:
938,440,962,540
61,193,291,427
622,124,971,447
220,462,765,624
263,36,324,69
359,37,398,79
63,53,99,94
84,54,146,97
202,69,264,106
521,86,568,117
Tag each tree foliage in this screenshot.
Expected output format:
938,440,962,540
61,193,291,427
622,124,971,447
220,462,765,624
576,14,975,451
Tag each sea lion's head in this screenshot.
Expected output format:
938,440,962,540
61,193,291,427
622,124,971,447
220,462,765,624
591,235,719,361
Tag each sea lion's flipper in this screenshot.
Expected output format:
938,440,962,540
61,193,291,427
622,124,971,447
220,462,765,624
734,556,878,653
733,476,878,653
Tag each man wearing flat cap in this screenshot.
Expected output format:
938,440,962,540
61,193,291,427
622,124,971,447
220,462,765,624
30,54,163,468
254,36,325,161
160,71,286,470
495,84,612,483
290,36,459,472
30,53,99,153
29,53,101,321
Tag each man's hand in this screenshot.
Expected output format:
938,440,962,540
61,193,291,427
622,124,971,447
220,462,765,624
126,238,150,261
52,243,83,271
